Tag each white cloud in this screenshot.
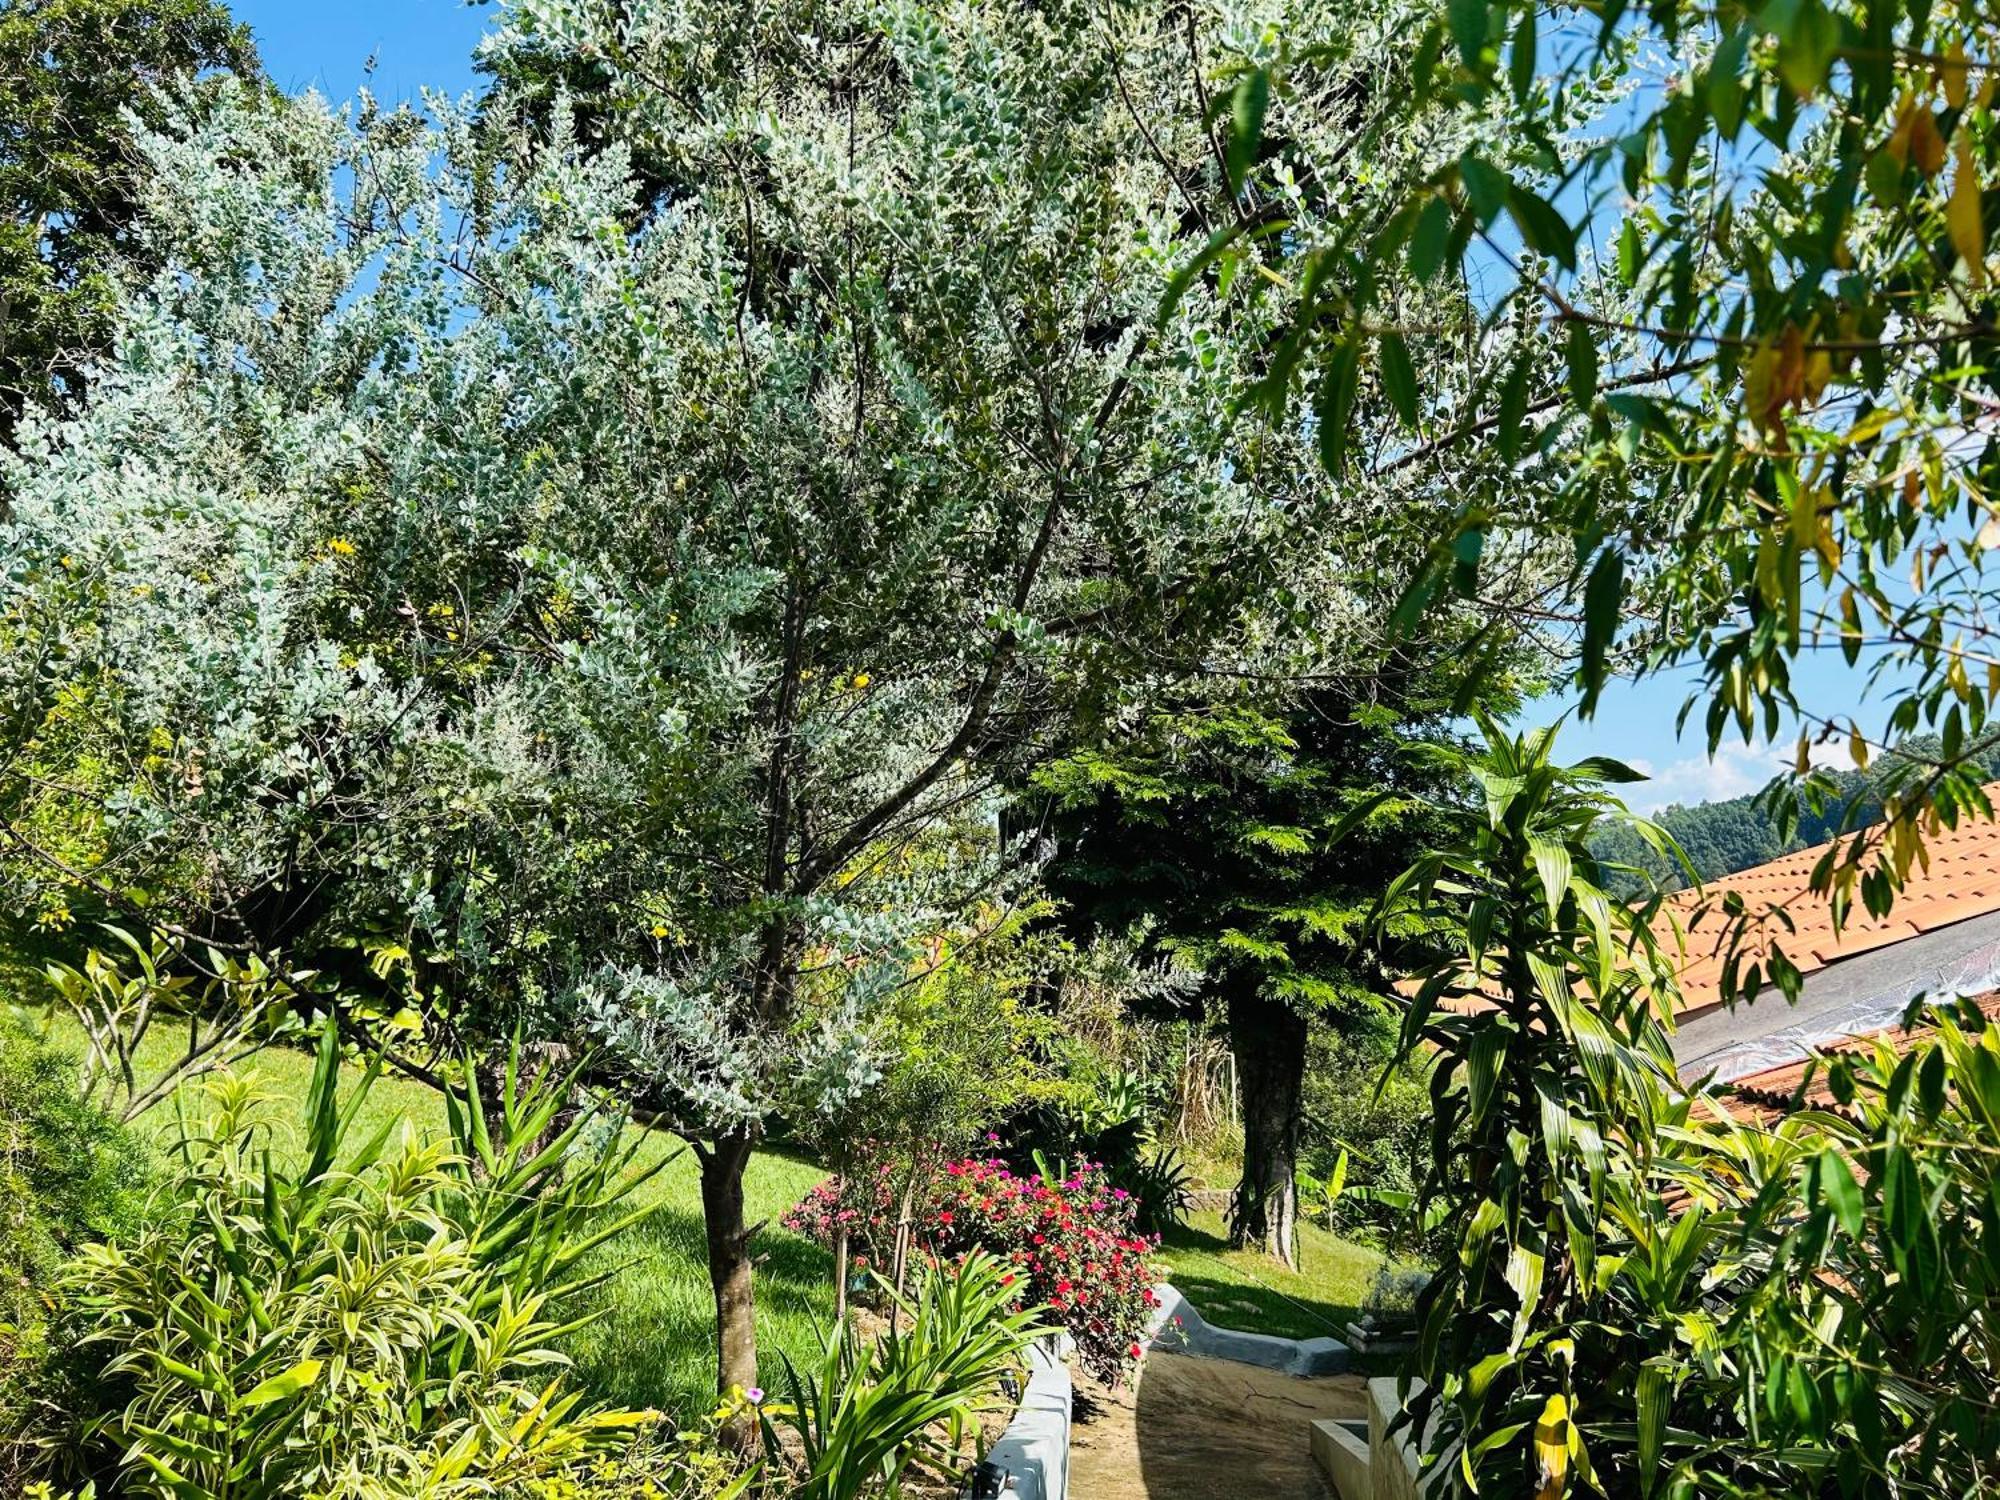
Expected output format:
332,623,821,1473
1625,743,1768,814
1621,736,1848,815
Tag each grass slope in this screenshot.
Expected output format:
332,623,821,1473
47,1025,836,1421
32,1019,1409,1404
1155,1209,1396,1342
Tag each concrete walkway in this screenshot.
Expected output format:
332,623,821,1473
1068,1352,1366,1500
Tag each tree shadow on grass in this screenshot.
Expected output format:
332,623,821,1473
1156,1221,1363,1344
563,1179,835,1419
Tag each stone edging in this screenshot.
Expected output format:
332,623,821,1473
1143,1282,1351,1376
980,1331,1073,1500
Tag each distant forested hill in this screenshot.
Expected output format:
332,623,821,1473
1591,737,2000,895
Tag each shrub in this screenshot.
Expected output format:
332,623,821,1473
56,1021,668,1499
0,1013,147,1487
1300,1028,1437,1254
787,1154,1160,1384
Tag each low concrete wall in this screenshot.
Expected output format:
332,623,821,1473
979,1333,1072,1500
1144,1282,1351,1376
1315,1377,1450,1500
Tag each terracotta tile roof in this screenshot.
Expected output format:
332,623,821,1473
1656,789,2000,1017
1720,989,2000,1128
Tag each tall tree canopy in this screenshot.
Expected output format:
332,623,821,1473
0,0,260,449
1035,664,1492,1266
0,0,1506,1419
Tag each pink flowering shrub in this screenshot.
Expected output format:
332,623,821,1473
785,1153,1162,1383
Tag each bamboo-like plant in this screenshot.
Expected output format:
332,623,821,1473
62,1019,668,1498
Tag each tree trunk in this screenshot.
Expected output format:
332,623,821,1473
1227,985,1306,1270
698,1128,760,1453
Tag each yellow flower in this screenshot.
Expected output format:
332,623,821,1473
852,671,872,689
651,923,670,939
327,537,357,557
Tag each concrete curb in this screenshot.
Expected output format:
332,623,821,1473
1143,1282,1351,1376
981,1332,1072,1500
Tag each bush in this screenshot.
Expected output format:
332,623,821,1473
787,1154,1160,1384
1300,1028,1436,1254
0,1013,147,1486
54,1022,668,1499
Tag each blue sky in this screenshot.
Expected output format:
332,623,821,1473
225,0,1884,817
233,0,488,104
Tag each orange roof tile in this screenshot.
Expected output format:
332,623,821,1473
1655,788,2000,1016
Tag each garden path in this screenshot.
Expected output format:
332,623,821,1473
1067,1352,1364,1499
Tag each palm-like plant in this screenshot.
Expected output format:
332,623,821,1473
1366,721,1691,1495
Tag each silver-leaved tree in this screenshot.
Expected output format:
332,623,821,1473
0,0,1504,1424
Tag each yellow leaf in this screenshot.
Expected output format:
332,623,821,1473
1533,1393,1572,1500
1792,481,1820,550
1943,43,1969,110
1911,107,1947,177
1744,342,1778,430
1949,138,1985,288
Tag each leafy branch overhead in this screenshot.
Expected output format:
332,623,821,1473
1211,0,2000,1001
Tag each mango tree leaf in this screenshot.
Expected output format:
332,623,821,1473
1507,185,1577,269
1380,330,1420,428
1226,69,1270,192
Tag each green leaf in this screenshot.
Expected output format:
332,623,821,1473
1564,321,1598,408
1159,223,1244,324
1316,338,1362,474
1226,69,1270,192
1528,833,1573,916
1496,356,1530,462
1410,195,1455,282
1460,155,1508,225
1579,549,1624,714
1817,1149,1863,1239
1379,331,1420,428
240,1359,322,1408
1326,788,1402,849
1509,5,1537,100
1570,755,1647,783
1636,1361,1671,1491
1881,1143,1920,1255
1708,26,1749,139
1773,0,1839,98
1448,0,1489,69
1467,1026,1510,1125
1617,218,1643,285
1506,185,1577,270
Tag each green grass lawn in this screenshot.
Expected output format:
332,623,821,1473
50,1024,837,1422
30,1017,1410,1408
1154,1208,1402,1342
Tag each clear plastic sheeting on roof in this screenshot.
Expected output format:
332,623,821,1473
1684,930,2000,1084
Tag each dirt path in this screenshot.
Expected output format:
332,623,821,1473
1067,1352,1366,1500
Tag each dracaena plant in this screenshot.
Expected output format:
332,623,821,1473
1368,724,2000,1498
1365,721,1694,1495
57,1019,667,1499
